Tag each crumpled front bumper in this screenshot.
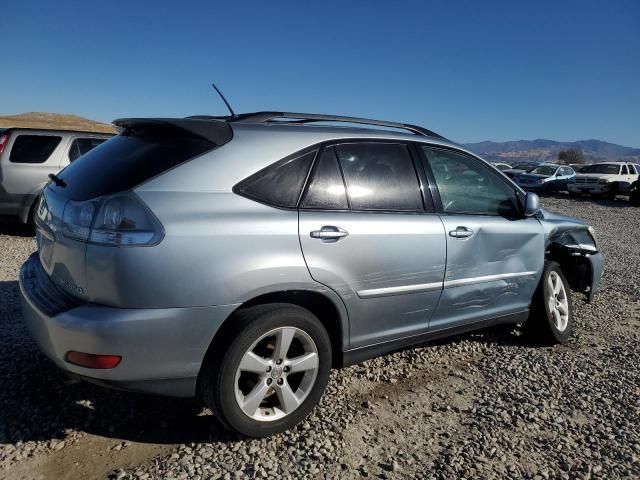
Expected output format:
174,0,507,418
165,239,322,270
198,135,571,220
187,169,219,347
586,251,605,302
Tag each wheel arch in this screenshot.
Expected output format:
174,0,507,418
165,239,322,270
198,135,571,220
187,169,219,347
202,289,349,376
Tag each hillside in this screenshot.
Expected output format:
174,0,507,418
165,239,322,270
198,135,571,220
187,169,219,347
463,139,640,164
0,112,116,134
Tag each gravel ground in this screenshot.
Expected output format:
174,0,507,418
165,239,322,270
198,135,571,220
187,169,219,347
1,195,639,480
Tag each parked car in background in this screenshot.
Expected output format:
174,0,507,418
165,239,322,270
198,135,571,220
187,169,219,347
502,162,538,179
0,128,112,224
20,111,604,437
514,163,576,193
491,162,512,171
567,162,639,198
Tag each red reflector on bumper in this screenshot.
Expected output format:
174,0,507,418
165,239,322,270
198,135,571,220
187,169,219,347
65,351,121,369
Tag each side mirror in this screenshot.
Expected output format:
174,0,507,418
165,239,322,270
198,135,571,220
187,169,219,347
524,192,540,217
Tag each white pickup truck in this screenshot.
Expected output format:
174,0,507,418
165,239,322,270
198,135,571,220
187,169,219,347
567,162,639,198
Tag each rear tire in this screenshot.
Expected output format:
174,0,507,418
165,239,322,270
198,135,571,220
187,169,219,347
525,261,573,344
199,304,331,437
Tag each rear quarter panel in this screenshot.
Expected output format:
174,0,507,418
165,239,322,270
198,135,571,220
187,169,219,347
85,192,326,308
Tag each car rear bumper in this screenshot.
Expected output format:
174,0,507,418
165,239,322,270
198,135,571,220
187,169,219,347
0,201,32,223
0,186,36,222
19,253,238,398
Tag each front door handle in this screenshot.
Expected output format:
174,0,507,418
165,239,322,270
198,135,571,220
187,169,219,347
310,226,349,243
449,226,473,238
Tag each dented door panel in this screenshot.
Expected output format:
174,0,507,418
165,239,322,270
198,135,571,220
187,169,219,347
429,215,544,330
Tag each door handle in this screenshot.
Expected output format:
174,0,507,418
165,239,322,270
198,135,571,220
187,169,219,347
310,226,349,242
449,226,473,238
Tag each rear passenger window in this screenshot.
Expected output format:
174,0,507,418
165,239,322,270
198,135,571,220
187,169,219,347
68,138,107,162
335,143,422,211
9,135,62,163
621,165,629,175
301,147,348,209
234,150,317,208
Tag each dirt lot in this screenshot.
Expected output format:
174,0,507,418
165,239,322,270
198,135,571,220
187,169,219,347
1,195,639,480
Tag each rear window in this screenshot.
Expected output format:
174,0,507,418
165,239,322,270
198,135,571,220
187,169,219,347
51,133,213,200
68,137,108,162
9,135,62,163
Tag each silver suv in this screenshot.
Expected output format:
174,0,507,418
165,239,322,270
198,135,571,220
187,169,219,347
0,128,112,224
19,112,604,437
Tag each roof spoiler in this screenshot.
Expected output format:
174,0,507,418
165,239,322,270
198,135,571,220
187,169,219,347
113,118,233,145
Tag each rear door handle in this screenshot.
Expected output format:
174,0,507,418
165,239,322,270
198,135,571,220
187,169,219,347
310,226,349,242
449,226,474,238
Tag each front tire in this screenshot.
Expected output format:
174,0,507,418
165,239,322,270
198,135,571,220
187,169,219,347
200,304,331,437
525,261,573,344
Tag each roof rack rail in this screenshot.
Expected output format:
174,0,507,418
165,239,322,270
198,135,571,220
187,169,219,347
226,111,447,140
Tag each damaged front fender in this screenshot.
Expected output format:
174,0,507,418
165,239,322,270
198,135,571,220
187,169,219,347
537,209,604,302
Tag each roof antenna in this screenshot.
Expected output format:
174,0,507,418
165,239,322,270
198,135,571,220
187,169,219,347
211,82,236,118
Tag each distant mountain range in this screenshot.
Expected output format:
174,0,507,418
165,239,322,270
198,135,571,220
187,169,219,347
463,139,640,164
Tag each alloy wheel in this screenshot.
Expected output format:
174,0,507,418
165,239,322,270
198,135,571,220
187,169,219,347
234,327,319,422
547,271,569,331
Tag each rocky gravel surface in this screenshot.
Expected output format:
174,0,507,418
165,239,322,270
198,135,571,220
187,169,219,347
1,195,639,480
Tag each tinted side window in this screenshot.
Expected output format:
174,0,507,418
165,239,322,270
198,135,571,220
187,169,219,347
423,147,520,217
301,147,348,209
629,165,637,175
9,135,62,163
234,149,317,208
621,165,629,175
335,143,422,211
68,138,107,162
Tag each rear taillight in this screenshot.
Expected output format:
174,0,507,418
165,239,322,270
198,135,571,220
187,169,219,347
62,192,164,246
66,351,121,369
0,133,9,155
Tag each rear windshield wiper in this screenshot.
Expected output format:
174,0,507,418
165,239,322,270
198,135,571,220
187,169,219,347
48,173,66,187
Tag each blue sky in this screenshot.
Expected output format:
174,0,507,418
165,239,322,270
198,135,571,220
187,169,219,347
2,0,639,147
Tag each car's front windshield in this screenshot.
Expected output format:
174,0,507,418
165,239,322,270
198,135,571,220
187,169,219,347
530,166,557,176
581,164,620,174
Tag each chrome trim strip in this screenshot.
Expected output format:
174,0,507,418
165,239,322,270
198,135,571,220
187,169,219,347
444,271,537,288
357,281,443,298
356,271,537,298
